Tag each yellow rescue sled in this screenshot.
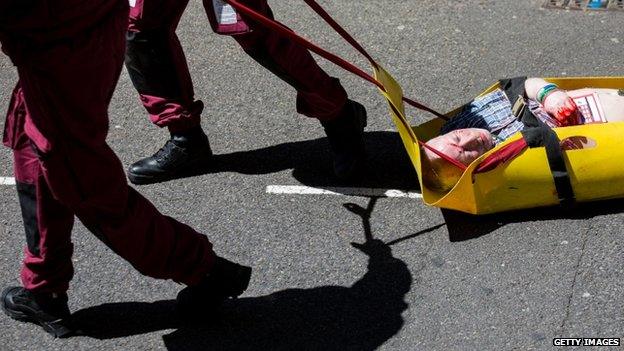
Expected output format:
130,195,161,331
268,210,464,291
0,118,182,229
375,67,624,215
226,0,624,215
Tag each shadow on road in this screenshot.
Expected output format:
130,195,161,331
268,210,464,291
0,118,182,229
182,130,419,190
71,198,424,350
442,198,624,241
157,129,624,241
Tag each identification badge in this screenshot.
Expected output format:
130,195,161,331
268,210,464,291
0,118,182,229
207,0,251,35
572,92,606,124
212,0,237,25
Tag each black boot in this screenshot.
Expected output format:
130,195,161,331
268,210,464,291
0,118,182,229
1,286,73,338
321,100,368,181
176,257,252,319
127,126,213,185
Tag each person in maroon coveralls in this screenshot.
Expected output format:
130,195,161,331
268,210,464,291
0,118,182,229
125,0,368,184
0,0,251,338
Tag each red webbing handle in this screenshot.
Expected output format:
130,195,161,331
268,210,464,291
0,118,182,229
227,0,461,171
302,0,378,68
227,0,384,90
301,0,448,120
402,96,449,121
226,0,447,120
302,0,465,169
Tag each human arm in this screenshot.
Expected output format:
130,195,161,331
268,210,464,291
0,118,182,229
525,78,579,126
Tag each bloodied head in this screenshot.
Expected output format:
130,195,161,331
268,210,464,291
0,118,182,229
421,128,495,191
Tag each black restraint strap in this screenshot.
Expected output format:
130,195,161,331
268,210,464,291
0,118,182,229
499,76,528,104
521,125,575,208
499,76,575,207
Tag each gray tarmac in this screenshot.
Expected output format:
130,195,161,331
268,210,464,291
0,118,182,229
0,0,623,350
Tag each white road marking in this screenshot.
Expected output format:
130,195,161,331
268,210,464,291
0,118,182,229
266,185,422,199
0,177,16,186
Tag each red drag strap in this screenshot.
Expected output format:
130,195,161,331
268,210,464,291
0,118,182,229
227,0,464,172
474,138,528,173
301,0,447,120
226,0,447,120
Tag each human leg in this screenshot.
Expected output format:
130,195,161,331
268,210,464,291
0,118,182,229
207,0,367,180
1,0,250,335
126,0,213,184
1,84,75,337
126,0,202,132
12,6,217,287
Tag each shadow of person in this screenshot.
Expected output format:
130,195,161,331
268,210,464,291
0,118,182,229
71,197,414,350
164,238,411,351
70,240,412,350
190,131,419,190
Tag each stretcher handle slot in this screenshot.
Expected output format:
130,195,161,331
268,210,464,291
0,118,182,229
560,136,597,150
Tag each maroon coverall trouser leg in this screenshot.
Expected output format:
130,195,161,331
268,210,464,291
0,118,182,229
1,0,215,294
125,0,348,133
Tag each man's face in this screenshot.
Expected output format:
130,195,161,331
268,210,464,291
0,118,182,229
421,128,495,191
425,128,495,166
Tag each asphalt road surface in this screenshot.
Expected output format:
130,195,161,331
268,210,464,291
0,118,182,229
0,1,622,350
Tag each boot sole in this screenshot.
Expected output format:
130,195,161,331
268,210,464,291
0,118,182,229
1,301,73,338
